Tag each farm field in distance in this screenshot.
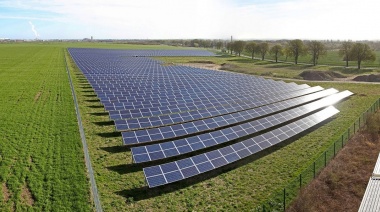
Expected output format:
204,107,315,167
1,42,380,211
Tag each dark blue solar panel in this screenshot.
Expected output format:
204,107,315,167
122,88,339,145
132,91,353,163
143,106,340,187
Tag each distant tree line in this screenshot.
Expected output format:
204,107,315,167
225,39,376,69
131,39,377,69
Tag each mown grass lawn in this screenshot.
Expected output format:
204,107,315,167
0,44,92,211
66,45,380,211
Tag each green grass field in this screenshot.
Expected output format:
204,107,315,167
1,42,379,211
0,44,92,210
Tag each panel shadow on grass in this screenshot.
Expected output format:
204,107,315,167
97,131,121,138
82,90,96,93
107,163,142,174
90,112,109,116
88,105,104,109
101,145,130,153
115,118,335,202
86,99,101,103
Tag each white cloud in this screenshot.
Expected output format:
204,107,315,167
1,0,380,40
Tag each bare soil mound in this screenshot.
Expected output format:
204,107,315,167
299,70,346,81
220,63,239,70
353,74,380,82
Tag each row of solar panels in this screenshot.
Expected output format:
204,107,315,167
109,84,314,121
68,48,352,188
120,89,349,145
359,153,380,211
131,91,352,163
115,87,327,131
101,83,308,112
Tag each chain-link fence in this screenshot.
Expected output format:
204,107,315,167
256,98,380,212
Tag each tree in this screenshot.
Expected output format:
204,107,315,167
338,41,353,67
349,43,376,69
226,42,233,54
286,39,307,64
216,41,223,50
245,42,257,59
269,45,283,63
283,44,292,61
258,42,269,60
233,41,245,56
307,41,327,66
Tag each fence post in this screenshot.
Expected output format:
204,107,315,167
313,162,316,178
324,151,327,167
334,142,336,156
363,112,365,124
341,135,344,148
348,128,350,139
300,174,302,188
359,117,361,127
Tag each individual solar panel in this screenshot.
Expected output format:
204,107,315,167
143,106,340,188
132,91,353,163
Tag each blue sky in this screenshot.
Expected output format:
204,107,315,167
0,0,379,40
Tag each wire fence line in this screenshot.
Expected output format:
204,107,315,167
64,49,103,212
256,98,380,212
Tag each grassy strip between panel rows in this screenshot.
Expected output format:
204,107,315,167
66,46,380,211
258,98,380,211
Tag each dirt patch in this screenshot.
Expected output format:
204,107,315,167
299,70,346,81
21,184,34,206
2,183,10,202
287,112,380,212
220,63,240,70
34,91,42,102
353,74,380,82
180,63,222,71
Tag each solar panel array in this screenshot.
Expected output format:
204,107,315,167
359,154,380,211
68,48,353,188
